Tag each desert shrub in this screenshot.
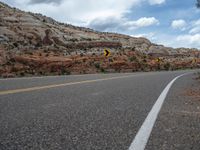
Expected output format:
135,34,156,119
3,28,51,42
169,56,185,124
115,68,121,73
87,38,92,41
39,71,44,75
143,59,147,63
100,68,105,73
43,49,48,53
94,62,100,69
69,38,78,42
164,62,171,70
20,72,25,76
35,42,42,48
80,53,84,57
62,70,71,75
129,56,137,62
10,58,16,63
82,59,86,63
157,64,161,70
131,47,136,51
25,51,33,55
89,61,93,66
143,55,147,59
13,42,18,47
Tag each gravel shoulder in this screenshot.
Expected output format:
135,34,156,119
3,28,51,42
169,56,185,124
146,73,200,150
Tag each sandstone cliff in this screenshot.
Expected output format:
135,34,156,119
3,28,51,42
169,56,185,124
0,2,200,77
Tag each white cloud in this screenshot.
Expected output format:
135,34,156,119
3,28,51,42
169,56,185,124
189,27,200,34
193,19,200,26
162,19,200,48
124,17,159,29
131,32,157,41
176,34,200,48
3,0,161,27
88,17,160,31
6,0,141,25
171,19,187,30
189,19,200,34
149,0,165,5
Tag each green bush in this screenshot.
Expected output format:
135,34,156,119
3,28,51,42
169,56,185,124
100,68,105,72
20,72,25,76
129,56,137,62
60,67,71,75
94,62,100,69
164,62,171,70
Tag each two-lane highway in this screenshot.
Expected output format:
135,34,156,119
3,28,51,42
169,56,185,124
0,70,199,150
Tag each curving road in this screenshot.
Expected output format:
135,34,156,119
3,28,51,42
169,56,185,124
0,70,199,150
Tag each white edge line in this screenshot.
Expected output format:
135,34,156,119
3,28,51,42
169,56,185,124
128,73,189,150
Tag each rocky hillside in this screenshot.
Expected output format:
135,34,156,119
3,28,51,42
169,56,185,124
0,2,200,77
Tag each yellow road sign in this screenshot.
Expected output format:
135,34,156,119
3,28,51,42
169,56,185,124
104,49,111,57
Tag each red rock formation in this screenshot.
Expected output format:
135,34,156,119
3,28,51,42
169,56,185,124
42,29,53,45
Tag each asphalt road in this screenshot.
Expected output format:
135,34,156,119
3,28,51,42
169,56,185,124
0,70,199,150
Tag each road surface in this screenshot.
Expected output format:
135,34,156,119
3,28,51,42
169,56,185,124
0,70,199,150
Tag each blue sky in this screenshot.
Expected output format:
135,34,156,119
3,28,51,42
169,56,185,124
2,0,200,49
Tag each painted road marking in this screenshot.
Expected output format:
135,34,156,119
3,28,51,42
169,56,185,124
0,74,137,96
0,73,134,81
128,73,188,150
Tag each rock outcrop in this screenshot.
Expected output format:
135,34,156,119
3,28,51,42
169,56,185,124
0,1,200,77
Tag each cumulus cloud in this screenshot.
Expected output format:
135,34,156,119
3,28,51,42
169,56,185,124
193,19,200,26
149,0,165,5
171,19,187,30
2,0,161,28
87,16,121,32
189,19,200,34
176,34,200,48
169,19,200,48
126,17,159,28
189,26,200,34
16,0,140,25
131,32,157,41
88,17,159,31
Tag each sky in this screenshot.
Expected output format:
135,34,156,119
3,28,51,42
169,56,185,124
2,0,200,49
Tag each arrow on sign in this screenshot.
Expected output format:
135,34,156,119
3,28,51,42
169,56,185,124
104,49,110,57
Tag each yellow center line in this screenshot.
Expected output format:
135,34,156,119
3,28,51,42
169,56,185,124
0,74,136,96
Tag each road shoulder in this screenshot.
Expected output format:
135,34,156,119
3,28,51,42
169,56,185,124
146,73,200,150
